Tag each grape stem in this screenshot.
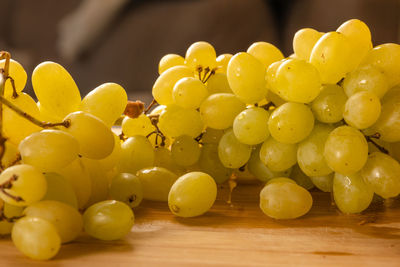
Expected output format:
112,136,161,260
146,116,166,147
365,132,389,154
0,153,21,172
144,99,157,114
202,68,216,84
261,101,276,110
0,66,7,165
0,174,24,202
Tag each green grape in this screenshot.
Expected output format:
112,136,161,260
297,123,334,177
122,114,155,137
233,107,270,145
98,133,122,172
80,83,128,127
292,28,323,60
42,173,78,209
137,167,178,201
1,141,19,168
150,104,166,115
172,77,208,109
274,58,321,103
268,102,314,144
3,93,41,145
310,31,351,84
361,43,400,87
206,73,233,94
19,129,79,172
158,54,185,74
199,144,232,184
185,41,217,70
266,90,287,107
83,200,134,241
0,200,24,235
168,172,217,217
227,52,267,104
311,84,347,123
337,19,373,71
290,165,314,190
218,129,252,169
247,42,284,69
32,61,81,119
0,59,27,96
310,174,334,192
324,126,368,175
154,147,185,175
259,181,313,219
266,177,296,185
63,111,114,159
57,159,92,209
152,65,193,105
24,200,83,243
119,136,154,174
215,54,232,74
0,164,46,206
333,172,373,214
109,173,143,208
343,91,381,129
361,152,400,199
200,93,245,129
342,65,389,98
202,128,225,144
158,105,203,138
12,216,61,260
171,135,201,166
81,158,110,207
266,60,284,94
390,142,400,162
259,137,297,172
247,147,291,182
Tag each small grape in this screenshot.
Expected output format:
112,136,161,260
42,173,78,208
171,135,201,167
218,129,252,169
185,41,217,70
343,91,381,129
292,28,323,60
172,77,208,109
247,42,284,69
311,84,347,123
137,167,178,201
119,136,154,174
158,54,185,74
259,137,297,172
109,173,143,208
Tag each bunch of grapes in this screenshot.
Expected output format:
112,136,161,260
0,18,399,261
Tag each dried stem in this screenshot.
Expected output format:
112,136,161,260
144,99,157,114
202,68,216,83
0,174,24,202
0,70,6,165
365,132,388,154
261,101,276,110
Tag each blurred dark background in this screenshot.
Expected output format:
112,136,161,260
0,0,399,103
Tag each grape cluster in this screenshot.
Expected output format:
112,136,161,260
0,18,399,261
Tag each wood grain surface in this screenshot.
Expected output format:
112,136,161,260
0,181,399,267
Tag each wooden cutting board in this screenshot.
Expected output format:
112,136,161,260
0,181,399,266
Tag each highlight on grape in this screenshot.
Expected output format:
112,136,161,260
0,18,399,260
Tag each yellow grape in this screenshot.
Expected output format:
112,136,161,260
266,90,287,107
109,173,143,208
260,137,297,172
198,144,232,184
122,114,155,137
37,101,63,123
0,200,24,235
310,174,334,193
206,73,233,94
158,54,185,74
343,91,381,129
137,167,178,201
218,129,252,169
266,177,296,185
292,28,323,60
215,53,232,73
119,136,154,174
172,77,208,109
98,133,122,172
42,173,78,209
0,59,27,96
201,128,225,144
171,135,201,167
185,41,217,70
32,61,81,119
311,84,347,123
233,107,270,145
247,42,284,69
81,158,110,207
154,147,185,175
1,141,19,168
290,165,314,190
266,60,285,94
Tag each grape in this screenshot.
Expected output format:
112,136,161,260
199,144,232,184
206,73,233,94
19,129,79,172
233,107,270,145
42,173,78,209
266,60,284,94
152,65,193,105
150,104,166,115
201,128,225,144
259,181,313,219
3,93,41,145
122,114,155,137
0,200,24,235
12,217,61,260
24,200,83,243
37,100,63,123
343,91,381,129
98,133,122,172
168,172,217,217
361,43,400,87
172,77,208,109
268,102,314,144
247,42,284,69
0,164,46,206
324,126,368,175
333,172,373,214
360,152,400,199
185,41,217,70
310,32,351,84
266,90,287,107
83,200,134,241
290,165,314,190
342,65,389,98
310,174,334,192
153,147,185,175
158,54,185,74
32,61,81,119
227,52,267,104
275,58,321,103
158,105,203,138
171,135,201,166
266,177,296,185
297,123,334,177
81,158,110,207
0,59,27,96
292,28,323,60
215,54,232,73
337,19,372,71
119,136,154,174
218,129,252,169
109,173,143,208
260,137,297,172
200,93,245,130
62,111,114,159
136,167,178,201
80,83,128,127
1,141,19,168
311,84,347,123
